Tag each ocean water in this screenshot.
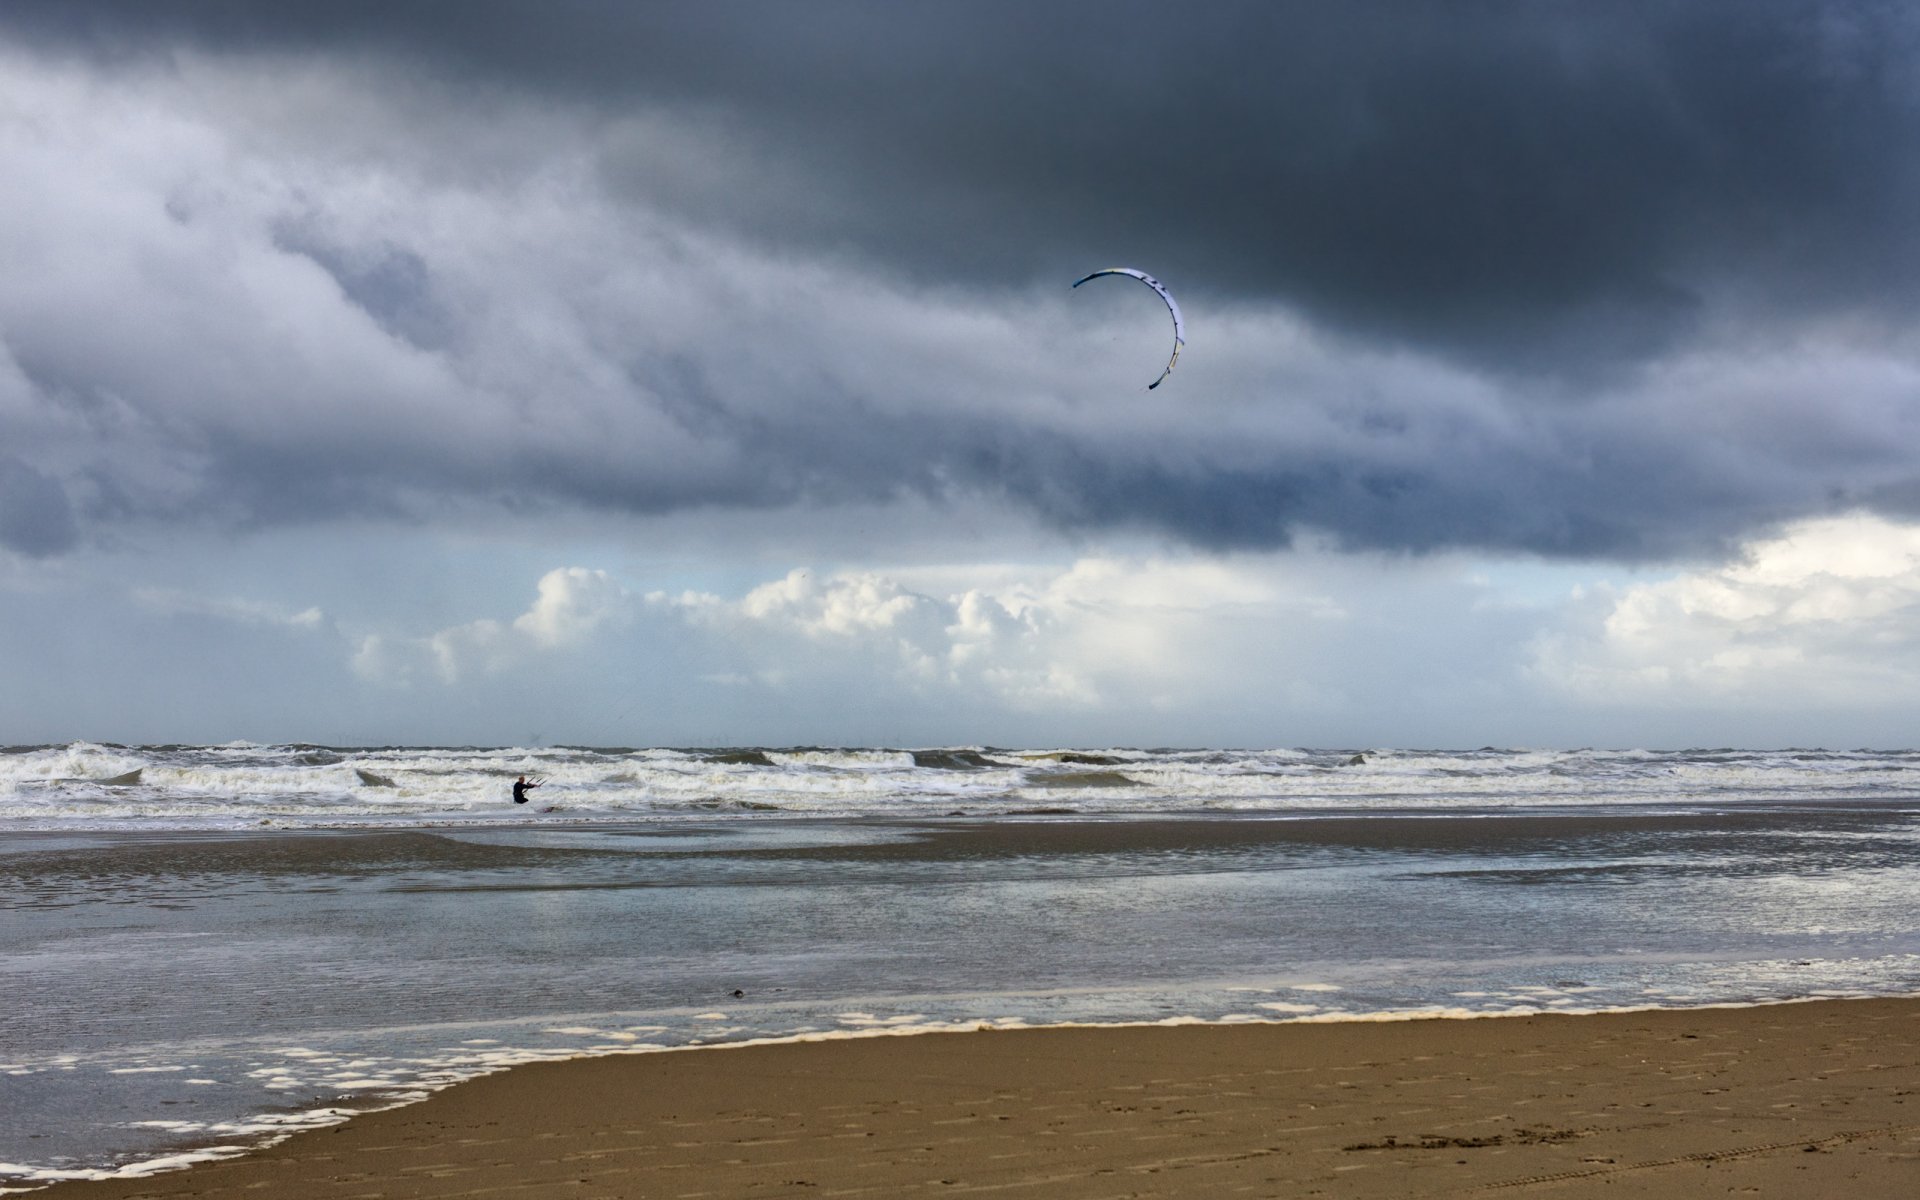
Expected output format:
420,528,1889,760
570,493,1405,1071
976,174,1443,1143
3,743,1919,1188
9,742,1920,826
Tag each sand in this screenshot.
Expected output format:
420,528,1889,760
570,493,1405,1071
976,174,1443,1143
30,997,1920,1199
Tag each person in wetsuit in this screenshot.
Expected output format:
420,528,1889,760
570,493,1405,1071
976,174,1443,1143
512,775,543,805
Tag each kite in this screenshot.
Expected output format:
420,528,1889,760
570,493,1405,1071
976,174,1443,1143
1072,267,1185,389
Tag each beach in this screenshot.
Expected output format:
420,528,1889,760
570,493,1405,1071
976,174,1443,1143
28,997,1920,1198
6,747,1920,1187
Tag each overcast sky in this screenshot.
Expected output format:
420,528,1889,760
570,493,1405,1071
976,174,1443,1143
6,1,1920,748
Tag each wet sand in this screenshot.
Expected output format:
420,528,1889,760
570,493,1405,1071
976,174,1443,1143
32,997,1920,1199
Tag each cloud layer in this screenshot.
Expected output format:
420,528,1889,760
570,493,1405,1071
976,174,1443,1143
324,515,1920,745
16,2,1920,361
3,4,1920,568
1536,512,1920,711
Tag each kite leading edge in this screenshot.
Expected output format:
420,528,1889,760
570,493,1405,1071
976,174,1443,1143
1072,267,1185,389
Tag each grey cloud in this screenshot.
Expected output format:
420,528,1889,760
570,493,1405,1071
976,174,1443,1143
0,455,79,557
273,221,453,354
687,405,1836,563
6,2,1920,566
9,1,1918,376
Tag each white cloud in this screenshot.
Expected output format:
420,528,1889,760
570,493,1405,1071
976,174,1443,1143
642,556,1327,713
355,567,631,686
1532,512,1920,707
513,566,628,647
359,554,1340,717
131,586,327,631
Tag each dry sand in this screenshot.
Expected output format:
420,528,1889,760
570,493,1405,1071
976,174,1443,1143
33,998,1920,1198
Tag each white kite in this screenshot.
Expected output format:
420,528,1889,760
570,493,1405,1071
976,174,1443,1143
1072,267,1185,389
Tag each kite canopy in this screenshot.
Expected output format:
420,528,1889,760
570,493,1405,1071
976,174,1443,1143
1072,267,1186,389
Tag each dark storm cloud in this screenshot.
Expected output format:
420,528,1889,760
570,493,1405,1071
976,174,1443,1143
9,0,1918,373
5,0,1920,565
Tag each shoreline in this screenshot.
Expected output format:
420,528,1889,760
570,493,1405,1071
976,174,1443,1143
25,996,1920,1198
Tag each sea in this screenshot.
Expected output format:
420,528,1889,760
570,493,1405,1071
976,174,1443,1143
4,742,1919,1189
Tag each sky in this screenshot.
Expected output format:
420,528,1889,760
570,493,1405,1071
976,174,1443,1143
6,1,1920,749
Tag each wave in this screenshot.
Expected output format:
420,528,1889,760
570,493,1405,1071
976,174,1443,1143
701,750,776,767
4,743,1920,830
910,749,999,770
1021,770,1141,789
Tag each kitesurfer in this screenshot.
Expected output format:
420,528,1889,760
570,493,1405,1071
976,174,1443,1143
512,775,543,805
